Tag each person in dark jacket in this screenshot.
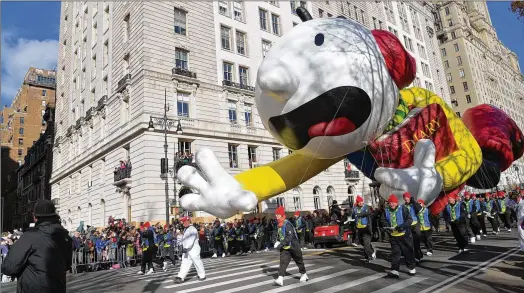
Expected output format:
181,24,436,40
294,211,306,249
1,199,72,293
381,194,416,278
445,194,469,253
331,200,342,220
484,193,500,234
274,206,307,286
352,195,375,263
212,219,225,258
403,192,423,262
139,222,156,275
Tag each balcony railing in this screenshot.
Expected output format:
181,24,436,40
344,170,360,179
86,107,95,119
66,126,74,137
116,74,131,93
114,165,132,182
97,95,108,109
222,80,255,92
172,67,197,79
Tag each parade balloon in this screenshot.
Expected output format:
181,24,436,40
176,8,524,219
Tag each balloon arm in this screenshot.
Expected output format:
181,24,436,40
400,87,482,190
234,152,343,202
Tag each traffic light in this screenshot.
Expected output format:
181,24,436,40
161,158,168,173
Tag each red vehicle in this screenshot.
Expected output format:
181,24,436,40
313,204,353,248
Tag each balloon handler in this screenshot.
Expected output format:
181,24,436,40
444,194,469,253
273,206,308,286
174,217,206,284
381,194,416,278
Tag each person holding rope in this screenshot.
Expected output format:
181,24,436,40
274,206,308,286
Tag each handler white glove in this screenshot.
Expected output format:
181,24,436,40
177,147,258,219
274,241,281,249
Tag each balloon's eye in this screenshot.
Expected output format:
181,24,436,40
315,33,324,46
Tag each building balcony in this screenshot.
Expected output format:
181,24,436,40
75,117,84,130
86,107,96,119
344,170,360,180
97,95,108,110
114,165,131,182
222,80,255,92
173,116,273,140
66,126,74,137
172,67,197,79
116,74,131,93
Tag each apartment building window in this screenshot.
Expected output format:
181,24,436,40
328,13,333,18
459,68,465,78
451,31,456,39
384,1,395,23
408,38,413,52
457,56,462,65
273,148,281,161
445,7,450,15
463,82,469,91
19,128,24,135
271,14,281,35
42,89,47,96
353,6,358,20
259,9,268,31
175,48,189,70
277,197,285,208
233,1,244,21
219,0,229,16
414,77,421,87
228,101,237,123
18,138,23,145
248,146,257,168
456,112,461,118
447,73,452,82
174,8,187,35
244,104,252,126
293,22,298,27
92,22,98,45
20,117,24,124
223,62,234,81
18,149,23,156
236,31,246,55
372,17,377,29
448,19,453,26
103,40,109,68
177,92,190,117
92,55,97,79
466,95,472,103
123,14,130,42
221,26,231,50
290,1,306,14
451,99,458,107
262,40,271,57
444,60,449,69
318,9,324,18
123,55,130,75
441,48,446,57
450,86,455,94
293,196,301,211
454,43,459,52
228,144,238,168
178,141,192,154
239,66,249,86
269,1,278,6
379,20,383,29
104,4,110,32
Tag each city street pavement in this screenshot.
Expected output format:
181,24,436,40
1,231,523,293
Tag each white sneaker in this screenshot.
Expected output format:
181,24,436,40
264,248,269,252
274,276,284,286
372,250,376,259
463,248,469,252
222,253,226,257
458,249,464,253
409,268,416,275
483,234,487,237
162,262,168,272
469,237,476,244
476,235,481,241
300,273,309,282
212,253,217,258
507,229,512,232
351,243,358,247
388,270,400,278
303,247,308,250
426,251,433,256
137,271,144,275
146,268,154,275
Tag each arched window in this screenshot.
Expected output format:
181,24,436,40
292,187,302,211
313,186,322,210
347,186,355,207
326,186,335,207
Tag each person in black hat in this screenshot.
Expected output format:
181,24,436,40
1,199,72,293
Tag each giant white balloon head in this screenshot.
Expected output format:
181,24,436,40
255,12,399,159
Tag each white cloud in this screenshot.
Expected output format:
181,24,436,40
1,32,58,106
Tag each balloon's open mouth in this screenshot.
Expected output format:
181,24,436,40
268,86,372,150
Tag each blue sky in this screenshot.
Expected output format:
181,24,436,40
1,2,523,107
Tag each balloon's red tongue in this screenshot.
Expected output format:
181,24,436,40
308,117,356,138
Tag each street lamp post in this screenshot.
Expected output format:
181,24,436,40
148,89,183,225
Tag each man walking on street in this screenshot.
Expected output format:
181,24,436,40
381,194,416,278
274,206,307,286
403,192,423,262
212,219,225,258
445,194,469,253
352,195,375,263
417,199,433,256
294,211,306,250
175,217,205,283
485,193,500,234
1,199,72,293
138,222,156,275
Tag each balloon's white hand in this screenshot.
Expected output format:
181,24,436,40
374,139,443,205
177,147,258,219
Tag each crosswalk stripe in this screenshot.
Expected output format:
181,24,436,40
314,273,385,293
213,266,335,293
370,277,427,293
166,264,315,291
259,268,359,293
156,260,267,283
